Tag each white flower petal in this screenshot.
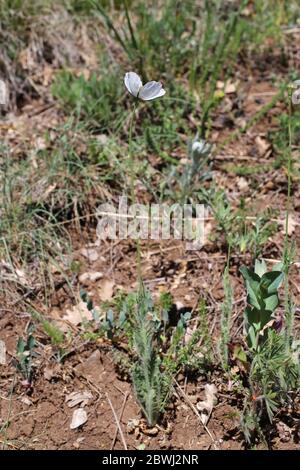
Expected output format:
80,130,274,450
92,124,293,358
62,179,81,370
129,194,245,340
124,72,142,97
139,81,165,101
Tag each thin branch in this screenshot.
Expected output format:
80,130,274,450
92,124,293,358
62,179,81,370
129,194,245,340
106,393,128,450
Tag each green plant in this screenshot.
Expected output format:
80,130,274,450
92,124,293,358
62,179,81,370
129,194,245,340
31,310,67,362
219,263,233,370
200,188,277,255
52,68,125,131
80,289,119,340
240,259,284,352
190,0,249,137
240,260,300,444
249,330,300,422
283,83,299,351
241,328,300,446
15,325,36,387
163,299,214,375
111,287,211,426
129,286,165,426
92,0,197,78
166,136,212,203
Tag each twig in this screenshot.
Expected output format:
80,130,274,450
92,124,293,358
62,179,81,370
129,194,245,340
106,393,128,450
173,378,218,450
111,392,129,450
28,102,55,118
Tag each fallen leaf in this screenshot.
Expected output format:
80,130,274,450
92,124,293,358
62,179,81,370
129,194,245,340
73,437,85,449
63,300,93,326
74,350,101,381
20,397,33,406
196,383,218,425
98,279,115,301
141,426,158,436
15,268,29,284
184,325,195,344
95,134,109,145
44,364,62,381
0,340,6,365
35,137,47,151
19,47,35,70
127,418,140,434
276,421,291,443
255,135,271,157
140,420,158,436
237,177,249,192
44,366,55,381
66,390,93,408
42,65,54,87
80,247,99,262
70,408,88,430
225,81,237,94
241,7,251,16
79,271,103,286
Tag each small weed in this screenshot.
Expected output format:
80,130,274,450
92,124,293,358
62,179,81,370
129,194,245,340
240,260,284,352
52,67,125,132
240,260,300,444
200,188,277,255
165,135,212,203
15,325,36,388
219,264,233,370
101,287,212,426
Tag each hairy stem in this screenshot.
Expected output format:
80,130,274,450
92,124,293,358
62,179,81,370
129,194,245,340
128,102,142,282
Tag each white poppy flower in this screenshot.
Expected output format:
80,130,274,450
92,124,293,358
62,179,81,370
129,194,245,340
124,71,166,101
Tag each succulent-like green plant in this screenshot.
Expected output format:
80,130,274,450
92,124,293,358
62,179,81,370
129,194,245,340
16,325,36,388
240,260,284,351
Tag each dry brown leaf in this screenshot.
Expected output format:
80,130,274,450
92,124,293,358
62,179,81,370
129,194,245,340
42,66,54,87
44,364,62,381
79,271,103,286
0,340,6,365
35,137,47,151
98,279,115,301
19,47,35,70
127,418,140,434
70,408,88,430
80,247,99,262
20,397,33,406
63,300,93,326
184,325,195,344
196,383,218,425
255,135,271,157
66,390,93,408
225,81,237,94
237,177,249,192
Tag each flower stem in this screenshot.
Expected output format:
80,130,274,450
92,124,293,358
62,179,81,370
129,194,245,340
283,86,293,349
284,87,293,264
128,102,142,283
